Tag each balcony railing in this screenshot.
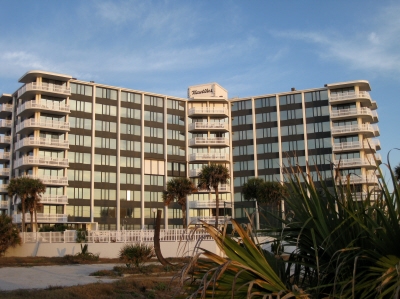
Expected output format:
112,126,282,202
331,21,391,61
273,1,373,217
189,216,230,225
338,175,378,184
0,136,11,144
0,104,13,113
189,153,229,162
0,168,10,176
13,213,68,223
331,124,379,136
329,91,371,102
20,175,68,186
188,122,229,131
188,107,228,116
17,100,70,115
15,137,69,150
189,200,232,208
333,140,379,152
0,184,8,193
0,120,12,129
40,195,68,204
189,137,229,147
0,152,11,160
16,119,70,133
15,156,69,168
17,82,70,98
334,158,373,168
197,184,230,192
330,107,374,119
0,200,8,209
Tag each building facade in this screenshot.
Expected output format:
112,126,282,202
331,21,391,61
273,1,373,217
0,71,381,230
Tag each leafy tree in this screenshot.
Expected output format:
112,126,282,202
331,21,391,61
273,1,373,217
0,214,21,256
7,177,46,232
197,163,230,228
162,177,197,228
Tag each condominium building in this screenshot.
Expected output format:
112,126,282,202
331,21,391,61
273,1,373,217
0,71,380,230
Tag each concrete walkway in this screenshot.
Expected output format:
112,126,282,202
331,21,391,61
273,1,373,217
0,264,120,291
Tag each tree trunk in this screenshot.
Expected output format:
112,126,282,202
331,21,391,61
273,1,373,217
154,209,172,266
34,201,38,232
181,204,187,229
215,187,219,229
21,197,26,233
29,208,34,233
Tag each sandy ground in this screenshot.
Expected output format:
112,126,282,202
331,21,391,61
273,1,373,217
0,264,120,291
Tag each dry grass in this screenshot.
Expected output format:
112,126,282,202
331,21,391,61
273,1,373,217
0,256,120,268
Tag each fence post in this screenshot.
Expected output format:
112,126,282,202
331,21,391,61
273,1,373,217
50,232,52,244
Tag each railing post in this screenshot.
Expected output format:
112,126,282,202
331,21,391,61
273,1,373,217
50,231,52,244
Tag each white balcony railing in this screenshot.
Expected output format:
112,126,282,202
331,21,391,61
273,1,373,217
189,200,232,209
20,175,68,186
188,122,229,131
331,124,379,136
17,100,70,115
338,175,379,184
333,140,380,152
16,119,70,133
329,91,371,102
189,216,230,225
0,184,8,193
0,136,11,144
189,137,229,146
0,168,10,176
334,158,373,168
40,195,68,204
15,137,69,150
198,184,230,192
0,120,12,129
17,82,70,98
0,104,13,113
0,200,8,209
188,107,228,116
330,107,374,119
189,153,229,162
0,152,11,160
15,156,69,168
13,213,68,223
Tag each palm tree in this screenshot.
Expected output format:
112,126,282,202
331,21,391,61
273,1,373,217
7,177,46,232
395,162,400,183
197,163,230,228
162,177,197,228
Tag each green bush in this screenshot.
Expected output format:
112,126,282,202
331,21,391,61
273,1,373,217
0,214,21,256
119,243,154,268
75,229,87,243
63,244,99,263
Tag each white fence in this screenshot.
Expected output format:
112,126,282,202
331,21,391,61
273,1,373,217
20,229,213,244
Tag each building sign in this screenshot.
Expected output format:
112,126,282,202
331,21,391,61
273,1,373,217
191,87,213,96
188,83,228,99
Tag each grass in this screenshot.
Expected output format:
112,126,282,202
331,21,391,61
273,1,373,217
0,256,120,268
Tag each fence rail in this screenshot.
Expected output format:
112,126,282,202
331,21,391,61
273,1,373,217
20,229,213,244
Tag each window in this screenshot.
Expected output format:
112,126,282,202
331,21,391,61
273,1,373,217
281,124,304,136
256,127,278,138
95,120,116,132
257,143,279,154
232,100,252,111
255,111,277,123
168,162,186,177
167,99,184,110
232,130,253,141
120,156,141,168
70,117,92,130
167,129,184,141
69,134,91,147
94,189,116,200
305,106,329,118
120,173,141,184
233,145,253,156
96,87,117,100
280,109,303,120
120,190,141,201
70,83,93,96
257,158,279,170
232,115,253,126
305,90,329,102
121,140,141,152
144,175,164,186
306,122,331,133
121,107,141,119
279,94,302,105
234,160,254,171
167,145,185,156
95,103,117,116
144,160,165,175
121,91,141,103
67,187,91,199
94,171,116,183
307,138,332,149
234,176,249,187
70,100,92,113
144,142,163,154
335,152,360,160
144,95,163,107
255,97,276,108
95,137,117,149
308,154,332,165
68,170,91,182
120,123,140,135
67,206,90,217
144,111,163,122
144,126,163,138
144,191,163,202
68,152,91,164
334,135,359,143
281,140,305,151
95,154,116,166
167,114,184,125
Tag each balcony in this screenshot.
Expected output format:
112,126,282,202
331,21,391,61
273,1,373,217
16,119,70,134
334,158,376,169
338,175,378,185
20,175,68,186
15,137,69,151
0,104,13,118
330,107,377,122
0,136,11,148
189,137,229,147
0,168,10,177
40,195,68,205
189,216,230,225
0,200,8,209
188,107,229,117
197,184,230,193
189,200,232,209
0,184,8,193
0,152,11,161
17,100,70,117
332,140,380,153
17,82,70,99
189,153,229,162
329,91,372,105
331,124,379,137
0,120,12,133
15,156,69,169
13,213,68,224
188,122,229,132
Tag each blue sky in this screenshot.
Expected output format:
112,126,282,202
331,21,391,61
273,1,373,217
0,0,399,174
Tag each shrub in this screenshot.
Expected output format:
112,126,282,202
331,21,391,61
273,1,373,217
119,243,154,268
75,229,87,243
0,214,21,256
63,244,99,263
